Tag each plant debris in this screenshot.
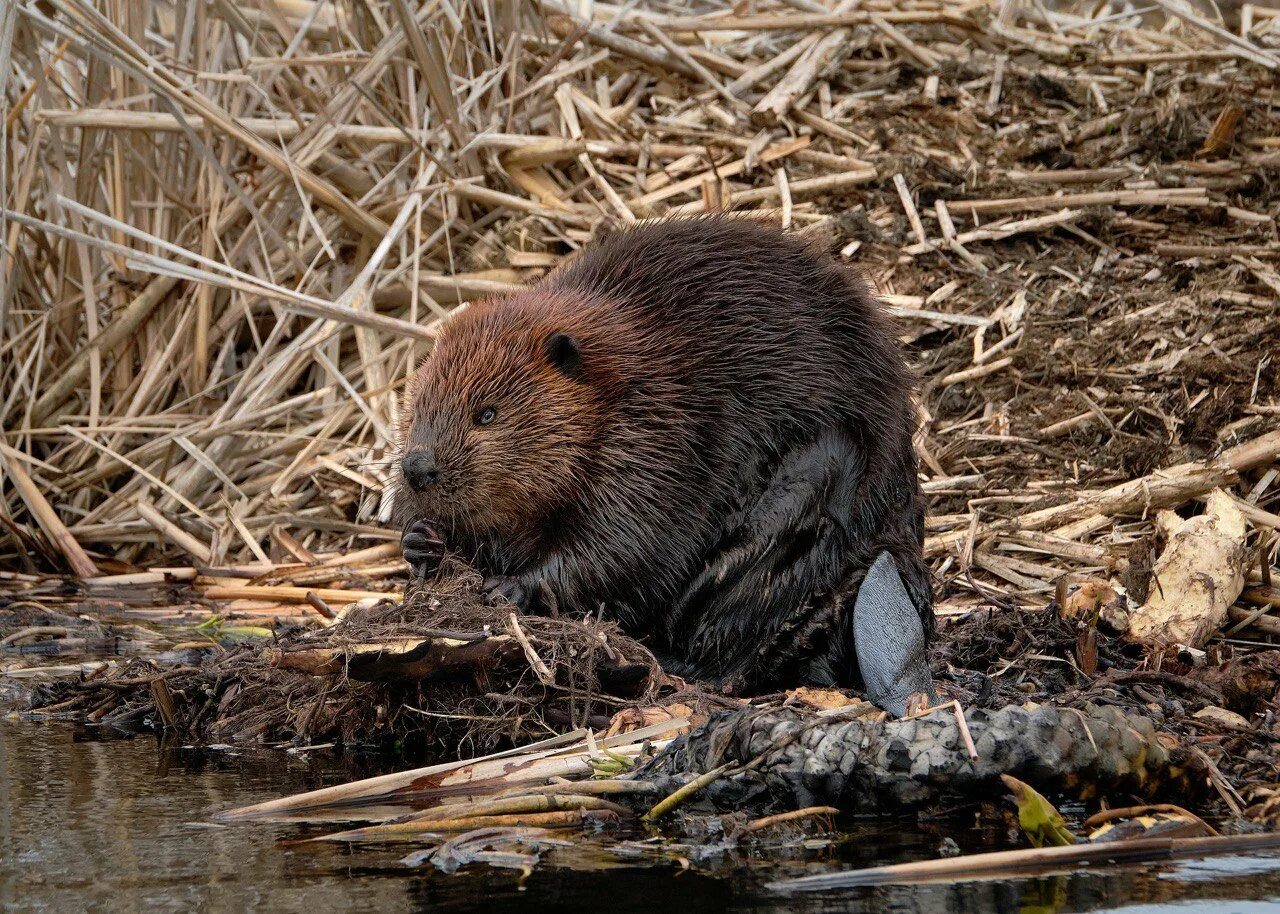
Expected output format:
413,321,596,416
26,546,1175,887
11,559,694,751
2,0,1280,882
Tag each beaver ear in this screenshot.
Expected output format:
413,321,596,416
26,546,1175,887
545,332,583,379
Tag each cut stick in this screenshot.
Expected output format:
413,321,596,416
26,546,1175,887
637,19,746,112
1158,244,1280,259
499,138,587,170
894,173,929,247
871,13,941,70
1220,429,1280,472
945,188,1210,217
939,357,1014,386
315,542,403,567
217,730,593,820
640,11,978,32
1226,605,1280,637
904,209,1082,255
772,833,1280,891
450,130,865,177
0,443,98,577
448,181,593,228
509,612,555,685
545,14,698,78
668,167,877,215
82,568,200,587
1039,412,1096,438
200,583,395,605
727,31,821,95
1005,167,1133,185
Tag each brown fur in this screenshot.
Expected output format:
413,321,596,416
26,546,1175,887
397,217,929,692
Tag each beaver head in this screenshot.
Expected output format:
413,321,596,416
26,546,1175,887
397,292,613,536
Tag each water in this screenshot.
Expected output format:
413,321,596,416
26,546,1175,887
4,720,1280,914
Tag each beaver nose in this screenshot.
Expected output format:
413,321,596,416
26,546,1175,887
402,453,438,491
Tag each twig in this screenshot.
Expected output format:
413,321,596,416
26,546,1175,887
643,764,733,821
741,806,840,834
509,612,555,686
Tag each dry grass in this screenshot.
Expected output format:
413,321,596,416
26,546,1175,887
1,0,1279,633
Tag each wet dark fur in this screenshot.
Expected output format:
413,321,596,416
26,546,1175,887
398,217,931,694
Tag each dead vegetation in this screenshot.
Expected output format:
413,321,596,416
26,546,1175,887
1,0,1278,592
2,0,1280,866
17,559,692,754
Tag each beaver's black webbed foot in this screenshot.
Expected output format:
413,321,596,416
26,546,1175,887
854,551,936,717
484,574,536,613
402,519,445,582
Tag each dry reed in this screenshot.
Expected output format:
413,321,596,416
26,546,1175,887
0,0,1278,633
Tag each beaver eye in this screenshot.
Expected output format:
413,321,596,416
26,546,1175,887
475,406,497,426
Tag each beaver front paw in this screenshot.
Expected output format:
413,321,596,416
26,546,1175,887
484,574,536,613
401,520,445,582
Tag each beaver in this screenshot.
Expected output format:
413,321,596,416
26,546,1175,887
397,217,934,714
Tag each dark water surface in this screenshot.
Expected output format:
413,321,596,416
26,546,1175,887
4,720,1280,913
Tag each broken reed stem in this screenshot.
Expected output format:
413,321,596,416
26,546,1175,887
135,500,212,565
320,809,619,841
0,443,97,577
643,763,733,821
216,720,678,820
38,109,414,143
946,188,1210,217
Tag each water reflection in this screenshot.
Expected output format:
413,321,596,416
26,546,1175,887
3,720,1280,914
